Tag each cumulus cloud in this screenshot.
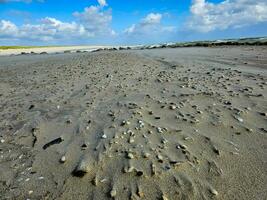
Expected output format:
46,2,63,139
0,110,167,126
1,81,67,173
0,20,18,37
0,18,91,42
97,0,107,7
141,13,162,25
73,4,114,36
188,0,267,32
124,13,175,35
0,0,115,43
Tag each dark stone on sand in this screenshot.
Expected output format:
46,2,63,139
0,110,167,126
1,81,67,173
43,137,64,150
29,105,35,110
136,171,144,176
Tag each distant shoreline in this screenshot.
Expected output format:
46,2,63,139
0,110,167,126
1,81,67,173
0,45,111,56
1,36,266,56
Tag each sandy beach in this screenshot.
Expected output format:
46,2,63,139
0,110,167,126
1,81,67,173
0,46,110,56
0,46,266,200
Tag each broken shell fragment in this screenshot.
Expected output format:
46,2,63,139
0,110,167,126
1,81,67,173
144,152,150,158
157,154,164,162
157,127,163,133
110,189,117,197
102,134,107,139
127,152,134,159
209,187,218,196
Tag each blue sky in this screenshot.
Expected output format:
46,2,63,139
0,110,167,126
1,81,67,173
0,0,266,45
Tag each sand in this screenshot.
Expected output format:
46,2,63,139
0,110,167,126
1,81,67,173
0,46,266,200
0,46,110,56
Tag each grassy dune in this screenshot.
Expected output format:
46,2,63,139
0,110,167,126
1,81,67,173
0,46,59,50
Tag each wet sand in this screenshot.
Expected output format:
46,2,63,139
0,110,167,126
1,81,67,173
0,46,266,200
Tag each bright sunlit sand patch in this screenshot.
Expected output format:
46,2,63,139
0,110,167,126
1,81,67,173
0,45,111,56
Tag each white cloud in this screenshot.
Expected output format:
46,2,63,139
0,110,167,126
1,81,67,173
0,0,115,43
0,20,18,37
124,24,136,34
0,18,91,42
124,13,175,35
22,17,91,40
188,0,267,32
97,0,107,7
73,5,114,36
141,13,162,25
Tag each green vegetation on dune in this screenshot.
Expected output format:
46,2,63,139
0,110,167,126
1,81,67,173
0,46,61,50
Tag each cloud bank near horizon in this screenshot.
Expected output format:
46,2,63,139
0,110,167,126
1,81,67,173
0,0,267,45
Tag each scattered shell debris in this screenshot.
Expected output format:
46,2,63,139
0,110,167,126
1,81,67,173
0,47,266,200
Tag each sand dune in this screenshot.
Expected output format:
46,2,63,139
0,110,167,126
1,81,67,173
0,46,266,200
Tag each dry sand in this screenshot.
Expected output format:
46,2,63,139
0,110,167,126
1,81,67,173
0,46,110,56
0,46,266,200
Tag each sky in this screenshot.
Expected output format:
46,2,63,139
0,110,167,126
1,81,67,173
0,0,267,45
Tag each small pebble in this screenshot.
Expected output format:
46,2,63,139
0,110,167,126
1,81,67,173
121,120,130,126
60,156,66,163
102,134,107,139
129,138,134,143
259,112,267,117
169,105,176,110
